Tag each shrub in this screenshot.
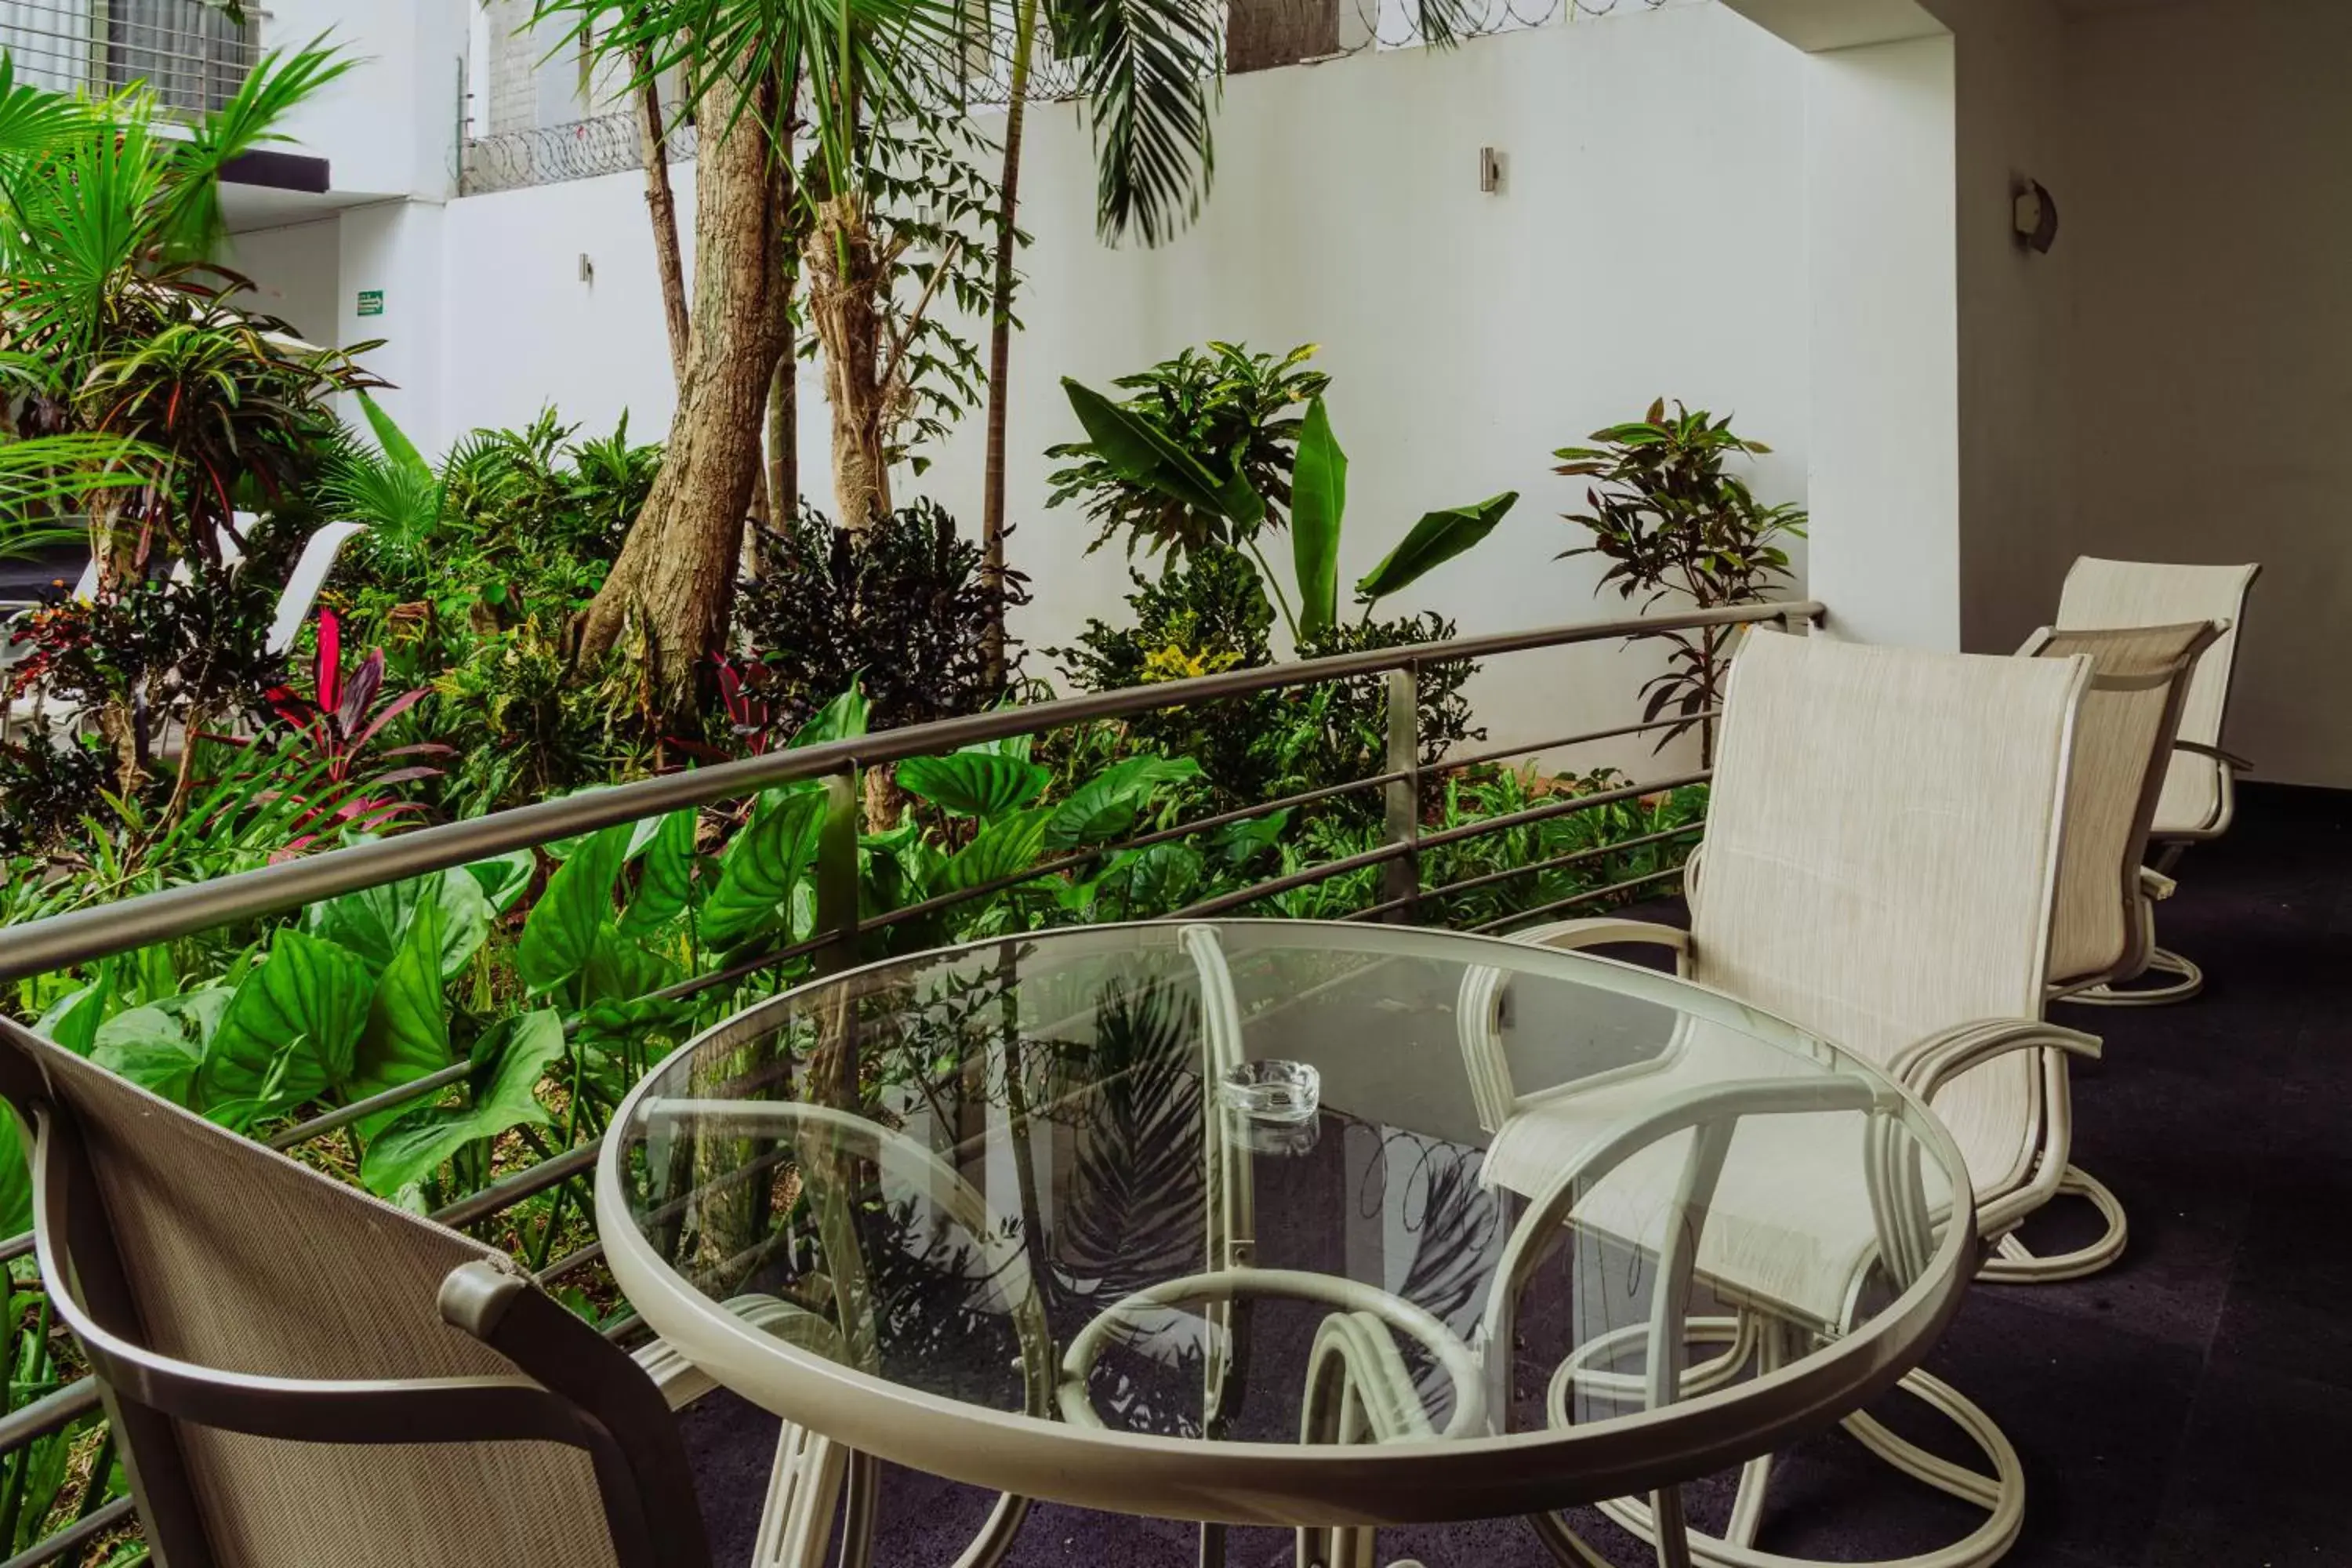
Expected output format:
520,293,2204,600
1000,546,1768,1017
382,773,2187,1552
736,499,1032,741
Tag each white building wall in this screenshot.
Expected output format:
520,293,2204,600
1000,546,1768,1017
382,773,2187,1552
267,0,471,199
423,2,1812,770
1798,32,1959,651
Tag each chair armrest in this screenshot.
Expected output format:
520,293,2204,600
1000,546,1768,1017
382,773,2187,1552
1507,918,1692,975
27,1109,593,1451
1888,1018,2101,1102
2176,739,2253,774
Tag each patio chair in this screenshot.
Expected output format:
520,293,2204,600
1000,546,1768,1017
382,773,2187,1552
1975,621,2220,1285
2050,557,2260,1005
0,1011,888,1568
1464,629,2098,1568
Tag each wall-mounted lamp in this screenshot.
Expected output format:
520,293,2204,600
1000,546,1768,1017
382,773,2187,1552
2013,179,2059,255
1479,147,1504,194
579,252,596,284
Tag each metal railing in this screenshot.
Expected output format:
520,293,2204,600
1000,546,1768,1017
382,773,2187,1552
0,0,261,115
0,597,1817,1562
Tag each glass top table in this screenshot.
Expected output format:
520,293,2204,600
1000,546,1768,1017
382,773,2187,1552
596,920,1976,1529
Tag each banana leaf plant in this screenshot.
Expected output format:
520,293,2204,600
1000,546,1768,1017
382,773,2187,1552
1060,379,1516,641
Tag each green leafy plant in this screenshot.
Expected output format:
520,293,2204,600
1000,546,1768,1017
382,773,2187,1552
1556,399,1806,762
1058,372,1515,639
735,498,1033,744
1047,343,1327,562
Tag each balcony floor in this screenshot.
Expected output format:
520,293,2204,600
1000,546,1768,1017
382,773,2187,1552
679,783,2352,1568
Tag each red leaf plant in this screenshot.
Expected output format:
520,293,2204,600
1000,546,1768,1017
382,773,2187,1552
227,610,452,858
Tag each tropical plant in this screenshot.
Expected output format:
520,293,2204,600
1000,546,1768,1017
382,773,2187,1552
1046,342,1328,562
1058,375,1516,641
1555,399,1806,763
735,497,1033,744
259,609,447,793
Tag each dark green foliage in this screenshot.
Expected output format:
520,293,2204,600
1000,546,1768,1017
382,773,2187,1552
0,735,110,855
1047,343,1327,561
1054,554,1479,818
737,499,1033,741
1557,399,1805,757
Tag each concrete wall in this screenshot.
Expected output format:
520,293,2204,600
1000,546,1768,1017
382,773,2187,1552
2059,0,2352,787
222,218,343,347
1933,0,2078,662
1797,31,1959,650
410,2,1814,769
267,0,470,200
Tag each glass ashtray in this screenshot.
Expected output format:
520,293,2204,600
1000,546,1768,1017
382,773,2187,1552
1218,1059,1320,1124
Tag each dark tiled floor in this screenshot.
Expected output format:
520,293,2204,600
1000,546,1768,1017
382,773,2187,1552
679,783,2352,1566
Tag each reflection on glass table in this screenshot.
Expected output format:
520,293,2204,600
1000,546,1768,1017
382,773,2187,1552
597,920,1974,1568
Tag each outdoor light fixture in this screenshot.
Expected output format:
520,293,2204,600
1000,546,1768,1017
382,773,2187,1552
1479,147,1504,194
579,252,596,284
2013,178,2059,254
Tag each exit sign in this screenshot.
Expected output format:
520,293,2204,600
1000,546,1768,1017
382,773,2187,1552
356,289,384,318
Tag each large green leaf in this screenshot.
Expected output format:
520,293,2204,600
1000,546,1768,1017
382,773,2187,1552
358,1010,564,1197
1062,378,1265,527
619,809,698,935
465,848,538,916
307,870,491,981
939,808,1055,896
898,753,1052,818
789,684,870,750
92,1007,202,1105
517,823,631,993
33,982,107,1056
1355,492,1519,605
1290,396,1347,635
0,1114,28,1240
350,894,452,1117
702,789,827,947
199,931,376,1125
1044,756,1203,849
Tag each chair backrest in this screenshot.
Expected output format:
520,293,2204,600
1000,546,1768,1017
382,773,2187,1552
2020,622,2220,989
0,1016,677,1568
2055,557,2259,836
265,521,368,656
1690,630,2088,1200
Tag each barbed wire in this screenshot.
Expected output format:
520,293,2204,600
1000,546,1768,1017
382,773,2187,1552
459,0,1683,197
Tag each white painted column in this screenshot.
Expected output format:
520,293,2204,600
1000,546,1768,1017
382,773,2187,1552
1802,36,1961,650
338,202,449,448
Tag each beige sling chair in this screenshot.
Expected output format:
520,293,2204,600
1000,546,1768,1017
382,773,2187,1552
0,1012,1030,1568
2050,557,2261,1006
1458,630,2099,1568
1982,621,2220,1283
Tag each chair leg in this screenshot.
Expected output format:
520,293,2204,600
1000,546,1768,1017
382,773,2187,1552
2067,946,2203,1007
1544,1364,2024,1568
1978,1164,2129,1283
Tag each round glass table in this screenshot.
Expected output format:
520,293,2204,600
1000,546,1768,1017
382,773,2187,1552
597,920,1975,1551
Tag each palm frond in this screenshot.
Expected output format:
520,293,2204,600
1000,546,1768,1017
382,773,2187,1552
1056,0,1220,245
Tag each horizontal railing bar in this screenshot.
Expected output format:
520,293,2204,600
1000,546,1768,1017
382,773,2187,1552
430,1142,601,1231
1466,863,1690,934
1432,711,1719,779
1338,895,1420,923
537,1241,604,1287
1415,770,1710,855
267,1062,473,1149
643,931,840,1004
0,1493,134,1568
0,601,1816,982
1171,838,1414,919
0,1380,99,1457
1417,822,1705,904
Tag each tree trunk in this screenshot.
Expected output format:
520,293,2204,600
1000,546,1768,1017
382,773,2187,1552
576,69,786,713
767,350,796,529
804,192,893,530
632,49,691,389
89,492,142,791
979,0,1038,688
